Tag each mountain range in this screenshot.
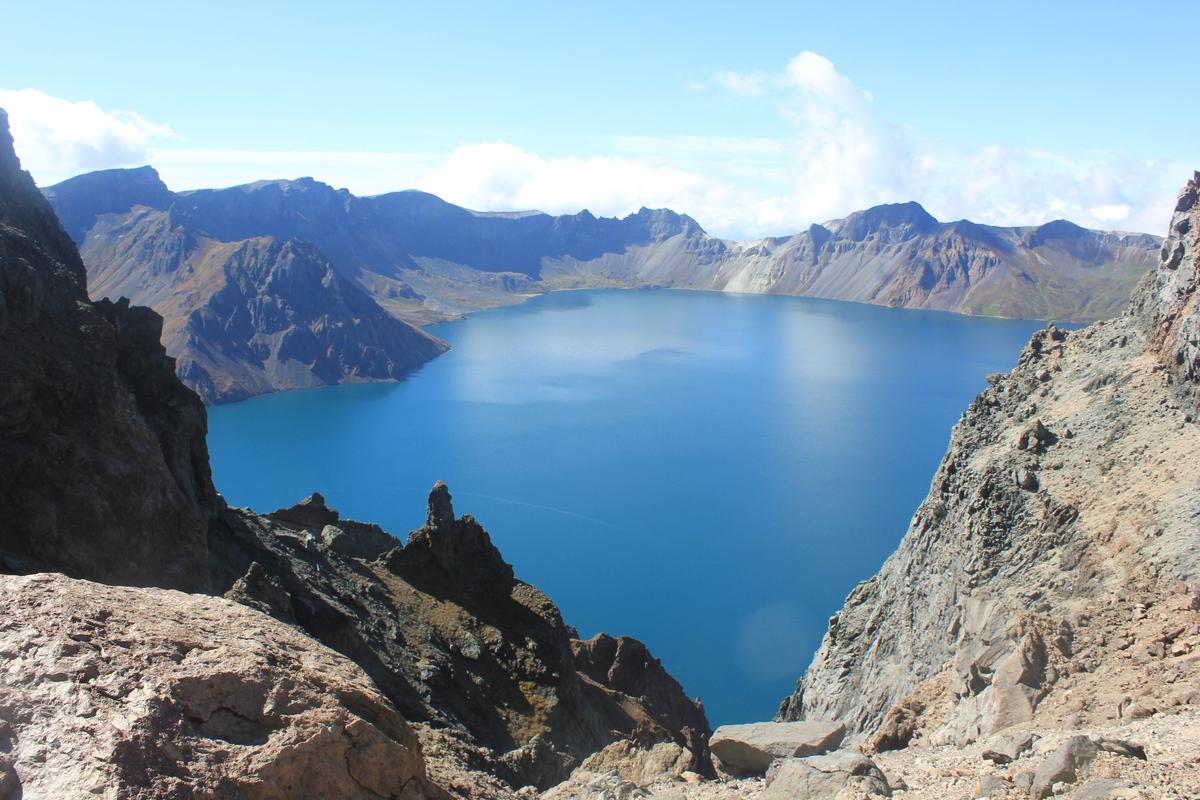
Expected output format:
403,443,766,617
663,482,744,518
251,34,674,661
45,167,1162,403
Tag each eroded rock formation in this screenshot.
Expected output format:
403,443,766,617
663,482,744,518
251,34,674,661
209,484,713,790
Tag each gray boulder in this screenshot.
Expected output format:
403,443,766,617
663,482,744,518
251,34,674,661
1030,735,1098,799
982,730,1037,764
763,750,891,799
710,721,846,776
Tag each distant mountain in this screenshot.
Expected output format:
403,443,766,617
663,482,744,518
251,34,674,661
45,169,447,403
46,168,1162,400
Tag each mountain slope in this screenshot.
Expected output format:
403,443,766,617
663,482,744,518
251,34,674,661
46,168,448,403
777,175,1200,753
47,170,1160,340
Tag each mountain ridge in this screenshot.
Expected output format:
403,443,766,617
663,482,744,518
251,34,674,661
44,167,1161,403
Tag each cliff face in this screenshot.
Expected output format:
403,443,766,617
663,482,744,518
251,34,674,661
47,171,1159,350
778,175,1200,750
0,109,217,591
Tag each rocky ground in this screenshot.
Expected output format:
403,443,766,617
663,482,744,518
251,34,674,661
537,709,1199,798
0,572,440,799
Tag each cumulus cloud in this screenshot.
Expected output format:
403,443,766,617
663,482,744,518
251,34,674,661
3,72,1184,239
0,88,172,183
693,52,1182,237
422,52,1183,238
418,142,736,218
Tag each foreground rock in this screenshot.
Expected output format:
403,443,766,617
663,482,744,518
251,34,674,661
709,721,846,776
0,572,442,799
779,174,1200,748
762,750,891,799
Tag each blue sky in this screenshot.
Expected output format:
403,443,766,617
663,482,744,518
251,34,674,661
2,0,1196,237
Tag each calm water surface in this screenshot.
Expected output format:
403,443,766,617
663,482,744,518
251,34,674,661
208,289,1047,725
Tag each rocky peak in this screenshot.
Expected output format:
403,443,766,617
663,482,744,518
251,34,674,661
426,479,456,530
831,201,938,242
1025,218,1089,247
391,482,515,598
42,165,174,244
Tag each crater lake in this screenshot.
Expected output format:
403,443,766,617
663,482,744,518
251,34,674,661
207,289,1050,726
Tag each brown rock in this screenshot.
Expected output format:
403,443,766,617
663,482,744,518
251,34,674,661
0,572,442,800
709,721,846,776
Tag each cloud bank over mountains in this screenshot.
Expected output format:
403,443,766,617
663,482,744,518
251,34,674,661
2,53,1185,238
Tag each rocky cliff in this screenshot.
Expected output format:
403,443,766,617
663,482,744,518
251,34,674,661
778,175,1200,755
0,107,711,797
0,109,217,591
48,170,1158,349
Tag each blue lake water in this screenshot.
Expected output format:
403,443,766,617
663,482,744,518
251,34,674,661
207,289,1047,726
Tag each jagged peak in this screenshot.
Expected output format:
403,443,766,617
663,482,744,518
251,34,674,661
426,480,455,530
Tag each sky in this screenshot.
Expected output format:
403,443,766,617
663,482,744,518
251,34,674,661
1,0,1196,239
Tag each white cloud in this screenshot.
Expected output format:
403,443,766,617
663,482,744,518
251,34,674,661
0,88,172,184
712,70,771,96
418,142,736,219
681,52,1184,237
3,72,1186,239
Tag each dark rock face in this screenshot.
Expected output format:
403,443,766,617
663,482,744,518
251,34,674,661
777,176,1200,747
209,483,713,789
0,109,217,590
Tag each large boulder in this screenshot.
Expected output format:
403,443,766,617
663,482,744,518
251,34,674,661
709,720,846,776
1030,735,1099,799
0,572,443,799
762,750,892,799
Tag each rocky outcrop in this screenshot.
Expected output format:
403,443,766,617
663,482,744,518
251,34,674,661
208,483,713,790
0,571,442,799
1132,171,1200,415
708,721,846,776
778,175,1200,750
47,170,1159,360
0,108,217,590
